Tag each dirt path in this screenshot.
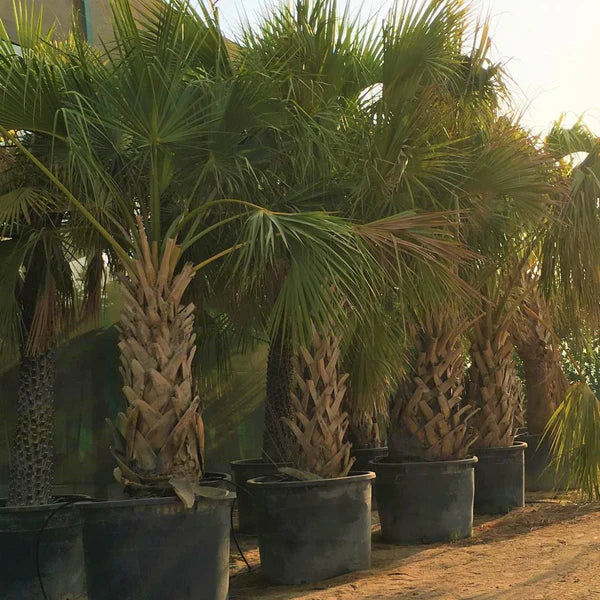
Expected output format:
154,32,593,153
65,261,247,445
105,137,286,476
229,493,600,600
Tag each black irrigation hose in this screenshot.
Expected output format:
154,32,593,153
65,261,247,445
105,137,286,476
221,479,252,572
230,497,252,572
36,496,96,600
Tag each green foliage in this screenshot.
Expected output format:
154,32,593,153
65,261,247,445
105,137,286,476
544,381,600,500
540,118,600,331
563,337,600,398
0,0,478,391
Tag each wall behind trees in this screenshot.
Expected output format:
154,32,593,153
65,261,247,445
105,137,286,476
0,0,146,45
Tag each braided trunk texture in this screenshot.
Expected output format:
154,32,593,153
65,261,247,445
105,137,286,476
111,223,204,492
468,316,523,448
284,325,354,478
346,411,382,450
7,352,56,506
512,292,568,435
389,315,477,461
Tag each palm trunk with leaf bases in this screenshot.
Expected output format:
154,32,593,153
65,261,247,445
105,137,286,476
110,222,205,493
262,334,297,463
468,315,524,448
7,242,68,506
283,324,354,479
512,290,568,435
388,313,478,462
346,411,382,450
7,352,55,506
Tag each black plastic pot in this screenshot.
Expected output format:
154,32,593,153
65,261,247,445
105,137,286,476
0,495,88,600
80,491,235,600
517,432,569,492
473,442,527,514
350,447,387,510
248,471,374,584
371,456,477,544
230,458,290,534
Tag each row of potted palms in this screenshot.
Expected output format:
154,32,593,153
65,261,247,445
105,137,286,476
1,0,600,598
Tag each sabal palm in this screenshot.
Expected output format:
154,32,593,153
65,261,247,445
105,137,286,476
352,0,555,459
475,118,600,450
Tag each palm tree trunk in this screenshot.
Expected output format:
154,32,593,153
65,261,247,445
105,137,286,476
284,324,354,478
7,351,55,506
389,314,477,461
346,412,382,449
112,228,205,491
512,296,567,435
262,334,296,462
468,316,523,448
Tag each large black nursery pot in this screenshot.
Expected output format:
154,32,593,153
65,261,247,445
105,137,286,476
516,432,569,492
350,447,387,510
371,456,477,544
79,489,235,600
473,441,527,514
0,495,88,600
230,458,289,534
248,471,374,585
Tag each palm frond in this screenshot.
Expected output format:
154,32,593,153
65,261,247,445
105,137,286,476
544,381,600,500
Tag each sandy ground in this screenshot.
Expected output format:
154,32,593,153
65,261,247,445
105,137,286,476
229,492,600,600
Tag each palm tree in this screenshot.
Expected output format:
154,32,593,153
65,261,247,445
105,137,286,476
356,1,555,460
530,119,600,497
240,0,482,464
472,118,600,452
238,0,381,462
0,12,106,506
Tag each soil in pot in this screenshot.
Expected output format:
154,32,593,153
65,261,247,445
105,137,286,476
517,432,570,492
248,471,374,585
0,495,88,600
473,442,527,514
350,447,387,510
230,459,290,534
371,456,477,544
79,490,235,600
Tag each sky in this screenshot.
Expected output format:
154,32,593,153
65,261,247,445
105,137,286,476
212,0,600,135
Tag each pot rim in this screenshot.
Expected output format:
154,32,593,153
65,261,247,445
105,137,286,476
515,432,543,440
202,471,232,480
230,458,292,468
247,470,375,489
0,494,92,513
350,446,388,455
472,441,528,453
369,456,478,469
77,490,235,511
